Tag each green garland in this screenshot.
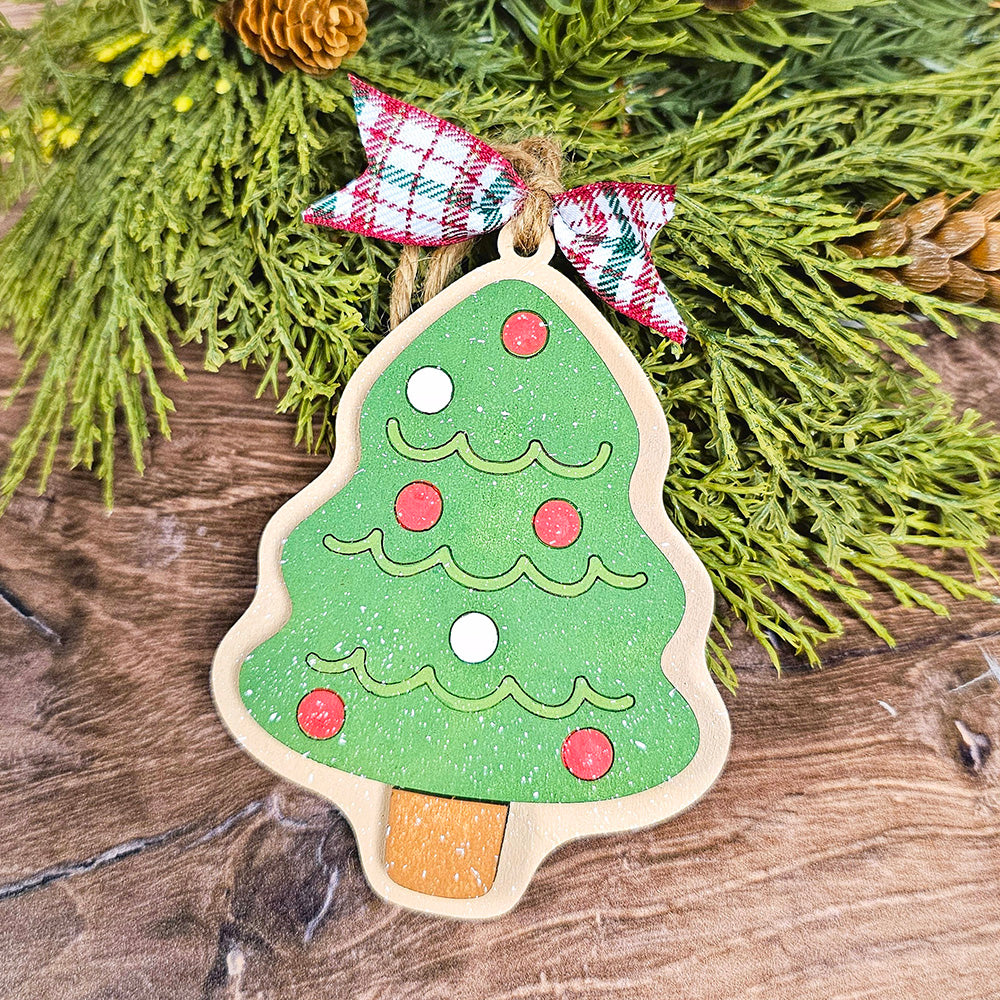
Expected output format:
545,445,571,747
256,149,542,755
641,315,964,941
2,0,1000,686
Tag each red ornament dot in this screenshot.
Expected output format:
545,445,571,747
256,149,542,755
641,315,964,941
395,481,443,531
561,728,614,781
502,311,548,357
297,689,345,740
533,499,581,548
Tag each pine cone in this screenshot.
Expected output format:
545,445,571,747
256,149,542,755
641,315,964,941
842,191,1000,310
218,0,367,76
702,0,757,10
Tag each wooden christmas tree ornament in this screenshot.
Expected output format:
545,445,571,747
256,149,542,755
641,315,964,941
211,80,731,919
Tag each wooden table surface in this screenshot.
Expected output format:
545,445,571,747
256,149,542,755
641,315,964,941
2,322,999,998
1,11,998,985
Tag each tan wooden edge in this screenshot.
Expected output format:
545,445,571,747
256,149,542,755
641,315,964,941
210,225,732,920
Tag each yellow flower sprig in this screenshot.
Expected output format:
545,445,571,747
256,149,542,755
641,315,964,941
122,37,195,87
32,108,82,161
93,32,147,64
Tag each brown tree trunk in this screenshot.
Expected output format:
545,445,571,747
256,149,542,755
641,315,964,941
384,788,508,899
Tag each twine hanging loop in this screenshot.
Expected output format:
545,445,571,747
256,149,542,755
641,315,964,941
389,137,564,329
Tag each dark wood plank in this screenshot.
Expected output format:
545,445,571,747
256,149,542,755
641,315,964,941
2,324,998,999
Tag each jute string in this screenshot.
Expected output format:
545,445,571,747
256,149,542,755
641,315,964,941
388,137,564,329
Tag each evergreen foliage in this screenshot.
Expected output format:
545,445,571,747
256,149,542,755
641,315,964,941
1,0,1000,685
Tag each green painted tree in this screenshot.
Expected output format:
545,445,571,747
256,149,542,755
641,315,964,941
240,278,705,804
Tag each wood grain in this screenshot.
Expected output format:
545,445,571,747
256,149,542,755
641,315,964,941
2,324,998,998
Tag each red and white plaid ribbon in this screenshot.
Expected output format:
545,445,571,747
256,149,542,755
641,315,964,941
304,77,687,343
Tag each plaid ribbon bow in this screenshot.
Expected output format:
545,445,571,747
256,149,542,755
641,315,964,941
304,77,687,343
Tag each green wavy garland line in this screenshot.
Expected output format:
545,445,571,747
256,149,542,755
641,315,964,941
386,418,613,478
322,529,647,596
307,647,635,719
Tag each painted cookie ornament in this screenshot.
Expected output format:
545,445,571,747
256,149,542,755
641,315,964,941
212,80,731,919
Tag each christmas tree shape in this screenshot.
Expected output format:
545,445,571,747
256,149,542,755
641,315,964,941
213,229,730,919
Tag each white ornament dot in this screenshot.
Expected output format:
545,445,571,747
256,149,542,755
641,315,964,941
406,366,453,414
449,612,499,664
